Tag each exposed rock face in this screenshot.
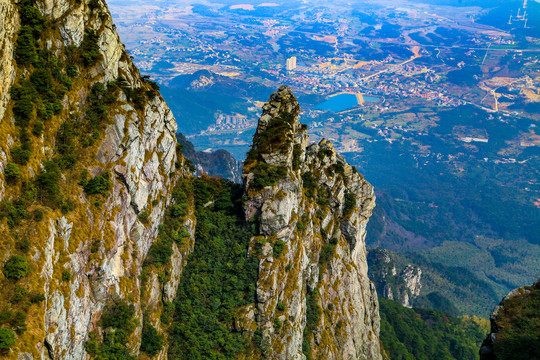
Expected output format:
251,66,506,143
0,0,19,201
241,86,381,360
0,0,184,358
479,279,540,360
367,248,422,308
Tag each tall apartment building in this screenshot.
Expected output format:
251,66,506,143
286,56,297,71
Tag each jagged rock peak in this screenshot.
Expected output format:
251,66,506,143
259,85,301,125
240,86,381,360
246,85,308,169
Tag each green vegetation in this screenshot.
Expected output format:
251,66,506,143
360,104,540,302
292,144,302,170
302,288,322,360
0,328,16,352
144,179,191,267
252,113,295,155
140,320,163,356
81,82,116,146
80,30,102,66
273,239,286,258
318,242,336,270
11,285,28,303
3,256,29,280
244,112,296,191
55,121,78,169
367,248,502,316
491,282,540,360
301,171,318,198
250,163,287,191
379,298,488,360
0,311,27,334
168,177,259,359
415,292,459,316
343,191,356,216
10,141,31,166
83,172,113,196
0,194,33,228
29,292,45,303
62,270,72,282
35,161,62,205
3,0,120,229
4,163,21,183
15,0,44,65
85,300,137,360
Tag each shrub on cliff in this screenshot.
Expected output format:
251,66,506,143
343,191,356,216
0,328,16,352
491,284,540,360
80,29,102,66
15,27,38,65
250,163,287,190
3,256,29,280
4,163,21,182
140,322,163,356
35,161,62,204
84,172,112,196
85,300,137,359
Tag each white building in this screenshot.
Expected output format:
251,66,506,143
286,56,297,71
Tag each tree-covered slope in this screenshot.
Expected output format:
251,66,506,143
380,298,489,360
480,280,540,360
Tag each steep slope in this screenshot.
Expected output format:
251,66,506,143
367,248,501,316
368,248,422,309
480,279,540,360
240,86,381,360
0,0,185,358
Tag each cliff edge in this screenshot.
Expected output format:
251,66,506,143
240,85,381,360
480,279,540,360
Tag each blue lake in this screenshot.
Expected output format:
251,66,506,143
315,93,359,112
315,93,380,112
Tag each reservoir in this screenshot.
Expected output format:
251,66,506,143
363,95,380,102
315,93,380,112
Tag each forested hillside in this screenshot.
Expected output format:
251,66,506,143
379,298,489,360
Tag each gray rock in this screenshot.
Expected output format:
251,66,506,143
241,86,381,359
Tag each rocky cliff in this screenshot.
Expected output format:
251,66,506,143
479,279,540,360
367,248,422,308
240,86,381,360
0,0,185,358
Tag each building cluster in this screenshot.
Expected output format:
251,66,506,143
208,113,255,131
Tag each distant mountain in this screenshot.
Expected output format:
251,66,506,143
161,70,275,134
367,248,501,316
176,133,243,183
169,70,273,99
